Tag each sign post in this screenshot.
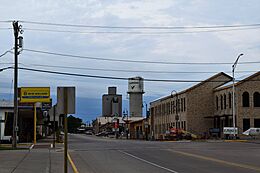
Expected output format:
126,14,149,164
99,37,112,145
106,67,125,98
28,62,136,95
57,87,75,173
34,103,36,144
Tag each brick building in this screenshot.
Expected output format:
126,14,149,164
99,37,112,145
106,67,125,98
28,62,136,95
213,71,260,137
150,72,260,139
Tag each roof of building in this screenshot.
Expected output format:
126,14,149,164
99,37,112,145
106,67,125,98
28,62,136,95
150,72,232,104
0,100,13,108
214,71,260,91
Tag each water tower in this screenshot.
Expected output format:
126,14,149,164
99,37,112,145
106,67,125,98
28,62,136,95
127,77,145,117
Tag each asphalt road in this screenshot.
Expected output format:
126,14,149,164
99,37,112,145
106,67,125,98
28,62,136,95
68,134,260,173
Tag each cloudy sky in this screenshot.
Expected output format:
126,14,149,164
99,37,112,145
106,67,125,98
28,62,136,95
0,0,260,122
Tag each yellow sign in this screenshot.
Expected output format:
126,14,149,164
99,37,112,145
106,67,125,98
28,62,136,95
20,87,50,103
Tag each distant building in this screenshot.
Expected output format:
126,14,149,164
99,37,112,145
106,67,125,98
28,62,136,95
128,77,145,117
0,100,13,142
102,87,122,117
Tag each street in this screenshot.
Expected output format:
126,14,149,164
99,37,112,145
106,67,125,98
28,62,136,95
68,134,260,173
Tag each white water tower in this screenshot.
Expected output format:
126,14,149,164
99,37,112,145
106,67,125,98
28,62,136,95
127,77,144,117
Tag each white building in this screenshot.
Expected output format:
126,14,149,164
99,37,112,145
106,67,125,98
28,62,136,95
0,100,13,142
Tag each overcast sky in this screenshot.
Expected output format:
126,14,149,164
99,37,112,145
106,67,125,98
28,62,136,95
0,0,260,121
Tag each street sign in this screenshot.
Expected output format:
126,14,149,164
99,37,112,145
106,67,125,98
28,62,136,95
20,87,50,103
223,127,238,135
57,87,75,114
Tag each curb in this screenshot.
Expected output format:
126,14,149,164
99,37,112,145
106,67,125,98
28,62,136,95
224,140,248,142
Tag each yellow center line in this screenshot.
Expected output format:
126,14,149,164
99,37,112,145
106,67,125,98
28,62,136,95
68,152,80,173
167,149,260,172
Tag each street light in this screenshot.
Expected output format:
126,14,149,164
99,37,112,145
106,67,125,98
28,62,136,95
232,53,243,138
143,101,148,118
123,109,129,139
171,90,179,129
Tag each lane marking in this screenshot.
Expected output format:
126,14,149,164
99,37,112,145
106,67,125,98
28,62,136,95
119,150,179,173
68,152,79,173
168,149,260,172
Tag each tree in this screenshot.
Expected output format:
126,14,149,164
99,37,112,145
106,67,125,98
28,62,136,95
67,115,82,133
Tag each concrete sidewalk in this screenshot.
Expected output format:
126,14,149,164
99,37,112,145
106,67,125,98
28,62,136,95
0,136,73,173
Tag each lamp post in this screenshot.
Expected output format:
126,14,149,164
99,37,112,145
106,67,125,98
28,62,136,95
232,53,243,138
171,90,179,129
143,101,148,118
123,109,129,139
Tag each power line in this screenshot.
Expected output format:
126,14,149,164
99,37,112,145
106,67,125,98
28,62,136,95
22,26,260,34
2,66,259,82
23,48,260,65
0,28,12,30
20,63,259,74
0,66,13,72
20,20,260,30
16,67,260,83
0,20,12,23
0,49,13,58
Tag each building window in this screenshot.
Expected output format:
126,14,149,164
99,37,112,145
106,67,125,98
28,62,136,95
254,119,260,128
181,98,183,112
184,98,186,112
178,99,180,112
253,92,260,107
242,92,250,107
221,95,223,110
168,102,171,114
172,101,175,113
216,96,218,110
229,93,232,109
243,119,250,132
224,94,226,109
170,101,172,114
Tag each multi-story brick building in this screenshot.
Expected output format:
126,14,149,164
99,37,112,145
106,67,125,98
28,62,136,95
214,71,260,137
150,72,260,139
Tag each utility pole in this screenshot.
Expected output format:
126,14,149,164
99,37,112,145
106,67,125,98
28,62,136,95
12,21,19,148
12,21,23,148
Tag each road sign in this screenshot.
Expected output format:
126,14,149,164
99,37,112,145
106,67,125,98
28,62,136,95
223,127,238,135
57,87,75,114
20,87,50,103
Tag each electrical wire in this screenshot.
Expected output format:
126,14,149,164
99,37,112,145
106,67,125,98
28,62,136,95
20,20,260,30
23,48,260,65
0,20,12,23
0,28,12,30
2,66,259,82
16,67,260,83
22,26,260,34
0,49,13,58
20,63,258,74
0,66,13,72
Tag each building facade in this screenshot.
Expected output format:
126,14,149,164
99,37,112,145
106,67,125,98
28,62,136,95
102,87,122,117
128,77,145,117
150,72,235,139
214,72,260,137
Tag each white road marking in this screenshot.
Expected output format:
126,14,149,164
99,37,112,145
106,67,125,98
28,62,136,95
119,150,179,173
